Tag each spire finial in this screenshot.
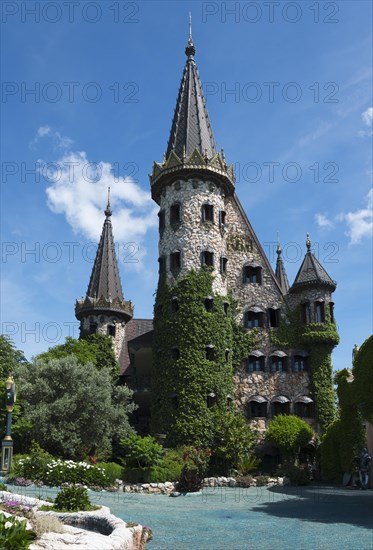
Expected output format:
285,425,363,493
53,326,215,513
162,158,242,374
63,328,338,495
185,13,196,58
277,232,282,256
306,232,311,251
105,186,112,218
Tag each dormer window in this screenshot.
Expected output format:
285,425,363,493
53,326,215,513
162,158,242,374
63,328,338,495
220,256,228,275
243,263,262,284
205,344,215,361
158,210,165,233
315,300,325,323
202,250,214,267
204,297,214,312
158,256,166,274
244,307,264,328
170,203,181,224
202,204,214,223
170,251,181,272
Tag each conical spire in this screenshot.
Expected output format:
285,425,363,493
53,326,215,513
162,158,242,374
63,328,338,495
291,234,336,292
275,241,290,294
86,188,124,302
166,21,217,159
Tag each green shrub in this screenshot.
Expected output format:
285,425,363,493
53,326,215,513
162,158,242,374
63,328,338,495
286,465,311,485
0,514,35,549
266,415,314,464
0,482,8,491
96,462,123,484
120,435,164,468
14,443,53,482
54,487,93,512
177,447,211,492
237,454,261,476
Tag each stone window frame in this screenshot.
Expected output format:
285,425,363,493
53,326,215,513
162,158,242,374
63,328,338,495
170,250,182,272
201,250,214,268
170,202,181,225
201,203,214,223
242,263,262,284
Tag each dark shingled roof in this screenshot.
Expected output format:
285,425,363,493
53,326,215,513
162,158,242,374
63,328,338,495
291,236,336,292
275,243,290,294
120,319,153,375
86,197,124,301
166,33,217,160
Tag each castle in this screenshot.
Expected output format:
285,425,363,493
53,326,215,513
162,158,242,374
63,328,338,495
75,30,338,439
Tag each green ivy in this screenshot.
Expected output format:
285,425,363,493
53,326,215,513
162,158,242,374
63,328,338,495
151,269,256,447
270,306,339,432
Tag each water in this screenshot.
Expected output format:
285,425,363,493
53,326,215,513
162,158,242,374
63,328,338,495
4,484,373,549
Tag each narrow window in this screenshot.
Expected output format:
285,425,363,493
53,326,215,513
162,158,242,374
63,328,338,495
158,210,165,233
202,204,214,223
172,347,180,360
301,302,311,324
219,210,227,226
247,356,265,372
158,256,166,274
220,256,228,275
207,392,217,408
243,266,262,284
315,301,325,323
227,395,233,409
170,203,181,224
107,325,116,337
204,297,214,312
171,297,179,312
89,323,97,334
268,308,280,328
205,345,215,361
329,302,335,323
225,349,230,362
202,250,214,267
245,311,263,328
170,251,181,271
223,302,230,316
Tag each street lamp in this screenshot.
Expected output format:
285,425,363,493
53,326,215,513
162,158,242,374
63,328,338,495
1,375,16,473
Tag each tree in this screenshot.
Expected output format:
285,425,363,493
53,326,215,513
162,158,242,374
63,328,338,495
0,335,27,379
15,355,136,459
352,335,373,423
37,334,119,381
266,415,314,465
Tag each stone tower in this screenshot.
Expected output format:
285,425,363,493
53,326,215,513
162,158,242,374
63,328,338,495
75,189,133,364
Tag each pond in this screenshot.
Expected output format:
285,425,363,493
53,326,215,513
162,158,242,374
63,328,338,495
4,484,373,549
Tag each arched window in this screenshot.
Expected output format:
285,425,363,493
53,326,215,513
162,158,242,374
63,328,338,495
271,396,290,416
315,300,325,323
270,351,288,372
170,203,181,224
170,251,181,272
244,307,264,328
202,204,214,223
301,302,311,324
243,263,262,284
294,396,314,418
158,210,165,233
247,396,268,418
246,352,265,372
293,353,309,372
202,250,214,267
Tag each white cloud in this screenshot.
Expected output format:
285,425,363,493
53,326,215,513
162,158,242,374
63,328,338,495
315,213,334,228
362,107,373,126
44,150,158,246
339,189,373,245
30,126,73,150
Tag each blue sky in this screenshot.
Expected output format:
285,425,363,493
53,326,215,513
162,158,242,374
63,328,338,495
1,0,372,373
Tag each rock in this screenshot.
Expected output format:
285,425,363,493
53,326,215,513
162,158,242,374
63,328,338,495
170,492,181,497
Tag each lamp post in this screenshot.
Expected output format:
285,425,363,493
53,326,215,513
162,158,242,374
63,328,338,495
1,375,16,473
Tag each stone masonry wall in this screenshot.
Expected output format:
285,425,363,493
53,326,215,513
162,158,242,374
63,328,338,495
81,315,126,361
